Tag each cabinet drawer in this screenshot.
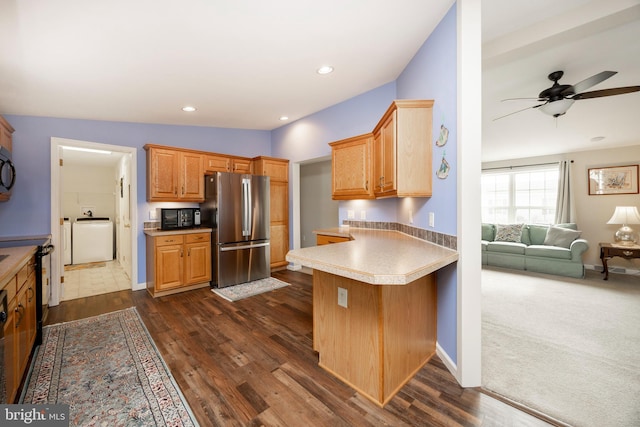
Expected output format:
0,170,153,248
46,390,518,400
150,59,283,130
185,233,210,243
16,258,35,291
155,235,185,247
316,234,351,245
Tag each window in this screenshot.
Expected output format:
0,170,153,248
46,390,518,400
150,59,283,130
481,164,559,224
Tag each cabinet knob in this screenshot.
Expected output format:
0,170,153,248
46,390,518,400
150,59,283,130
623,250,634,256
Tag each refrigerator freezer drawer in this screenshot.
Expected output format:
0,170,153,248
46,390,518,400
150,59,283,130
216,241,271,288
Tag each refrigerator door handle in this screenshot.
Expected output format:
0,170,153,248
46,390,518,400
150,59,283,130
219,242,270,252
241,177,251,236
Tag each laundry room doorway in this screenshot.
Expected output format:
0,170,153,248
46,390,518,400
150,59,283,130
50,137,138,306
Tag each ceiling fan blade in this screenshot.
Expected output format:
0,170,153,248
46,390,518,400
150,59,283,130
500,97,544,102
563,71,617,95
572,86,640,100
493,104,545,121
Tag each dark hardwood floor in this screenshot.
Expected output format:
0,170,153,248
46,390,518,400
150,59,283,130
45,270,552,426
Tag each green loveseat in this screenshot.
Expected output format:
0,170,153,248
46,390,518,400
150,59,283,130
481,223,589,278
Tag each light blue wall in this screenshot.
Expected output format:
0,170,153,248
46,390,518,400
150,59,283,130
272,4,458,360
0,115,270,284
396,4,458,362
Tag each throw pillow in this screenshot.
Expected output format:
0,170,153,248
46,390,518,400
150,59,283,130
494,224,524,243
543,226,582,248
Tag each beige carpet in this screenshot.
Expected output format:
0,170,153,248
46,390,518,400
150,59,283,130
482,267,640,427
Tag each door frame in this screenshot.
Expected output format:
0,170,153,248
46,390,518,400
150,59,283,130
49,137,138,306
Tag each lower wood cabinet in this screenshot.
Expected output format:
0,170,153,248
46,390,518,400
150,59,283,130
2,250,37,403
145,231,212,297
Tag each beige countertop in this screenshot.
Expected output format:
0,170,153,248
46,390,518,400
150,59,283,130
0,246,38,289
287,228,458,285
144,227,213,237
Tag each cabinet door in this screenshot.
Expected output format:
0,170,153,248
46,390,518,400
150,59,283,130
270,224,289,268
0,116,13,151
15,286,30,379
269,181,289,268
256,158,289,181
330,134,374,200
231,157,253,174
180,152,204,201
155,244,184,291
184,242,211,285
4,299,17,402
25,273,37,352
148,148,179,200
375,112,396,196
204,154,230,173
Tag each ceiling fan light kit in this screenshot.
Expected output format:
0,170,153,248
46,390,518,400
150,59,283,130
539,98,574,117
497,70,640,120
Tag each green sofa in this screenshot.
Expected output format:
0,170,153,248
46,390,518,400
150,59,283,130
481,223,589,278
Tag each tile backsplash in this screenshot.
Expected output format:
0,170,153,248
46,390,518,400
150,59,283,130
342,220,457,250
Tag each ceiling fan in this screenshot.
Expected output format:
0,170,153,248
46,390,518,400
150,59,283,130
496,70,640,120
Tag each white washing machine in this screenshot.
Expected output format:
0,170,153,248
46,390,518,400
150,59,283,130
63,218,71,265
72,218,114,264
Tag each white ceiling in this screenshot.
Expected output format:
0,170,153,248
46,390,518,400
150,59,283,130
2,1,639,166
482,0,640,162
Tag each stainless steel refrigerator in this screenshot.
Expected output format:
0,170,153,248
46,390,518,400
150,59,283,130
201,172,270,288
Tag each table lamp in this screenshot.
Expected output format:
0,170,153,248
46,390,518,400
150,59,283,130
606,206,640,246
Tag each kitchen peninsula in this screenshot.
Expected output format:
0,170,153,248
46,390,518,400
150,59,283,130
286,227,458,406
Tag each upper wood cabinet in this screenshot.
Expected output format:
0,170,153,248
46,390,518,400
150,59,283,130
253,156,290,270
204,154,231,173
204,154,253,174
145,145,204,202
231,157,253,174
330,134,374,200
372,100,434,198
0,115,14,152
329,100,434,200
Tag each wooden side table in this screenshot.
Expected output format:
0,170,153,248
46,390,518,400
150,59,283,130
599,243,640,280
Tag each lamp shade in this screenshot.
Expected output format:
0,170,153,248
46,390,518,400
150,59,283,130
606,206,640,225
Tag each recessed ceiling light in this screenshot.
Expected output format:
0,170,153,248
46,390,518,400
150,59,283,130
182,106,196,112
317,65,334,75
279,116,289,121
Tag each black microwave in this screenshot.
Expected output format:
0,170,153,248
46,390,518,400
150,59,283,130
0,146,16,197
159,208,201,230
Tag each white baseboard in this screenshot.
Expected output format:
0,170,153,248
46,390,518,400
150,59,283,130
436,342,458,379
584,263,640,275
133,282,146,291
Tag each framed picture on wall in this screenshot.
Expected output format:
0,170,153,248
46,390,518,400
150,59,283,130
588,164,639,195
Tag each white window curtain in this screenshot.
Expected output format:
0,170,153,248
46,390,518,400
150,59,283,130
554,160,575,224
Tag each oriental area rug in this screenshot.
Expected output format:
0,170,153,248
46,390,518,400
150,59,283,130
21,308,199,427
211,277,290,302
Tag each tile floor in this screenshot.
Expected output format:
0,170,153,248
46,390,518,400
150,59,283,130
62,260,131,301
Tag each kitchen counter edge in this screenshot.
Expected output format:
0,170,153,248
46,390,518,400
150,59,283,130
287,228,458,285
144,227,213,237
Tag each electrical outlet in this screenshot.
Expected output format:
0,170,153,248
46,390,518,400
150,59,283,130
338,287,348,308
347,210,355,219
360,210,366,220
429,212,435,227
409,209,413,224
